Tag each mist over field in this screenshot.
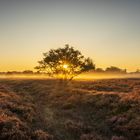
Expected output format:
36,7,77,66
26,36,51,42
77,73,140,80
0,72,140,80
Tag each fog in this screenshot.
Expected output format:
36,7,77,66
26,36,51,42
0,73,140,80
77,73,140,80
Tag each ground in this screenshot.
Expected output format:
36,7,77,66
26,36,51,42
0,78,140,140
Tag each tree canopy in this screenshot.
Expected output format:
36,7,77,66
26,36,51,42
35,44,95,80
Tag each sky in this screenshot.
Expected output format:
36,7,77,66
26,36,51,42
0,0,140,72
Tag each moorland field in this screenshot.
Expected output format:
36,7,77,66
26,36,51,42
0,78,140,140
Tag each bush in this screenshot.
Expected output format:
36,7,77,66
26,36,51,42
32,130,53,140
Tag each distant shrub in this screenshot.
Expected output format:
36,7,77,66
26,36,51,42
65,120,83,135
62,102,76,109
80,133,102,140
111,136,127,140
32,130,53,140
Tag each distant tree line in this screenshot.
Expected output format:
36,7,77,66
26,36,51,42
0,67,140,75
95,66,127,74
0,70,39,75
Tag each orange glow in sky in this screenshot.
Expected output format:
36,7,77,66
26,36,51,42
0,1,140,72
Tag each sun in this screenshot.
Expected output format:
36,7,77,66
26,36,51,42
63,64,68,69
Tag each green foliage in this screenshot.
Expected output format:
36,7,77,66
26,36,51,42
35,44,95,80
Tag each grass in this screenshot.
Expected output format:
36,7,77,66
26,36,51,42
0,78,140,140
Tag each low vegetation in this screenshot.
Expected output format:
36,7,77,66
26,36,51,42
0,78,140,140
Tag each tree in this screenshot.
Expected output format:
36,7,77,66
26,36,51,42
135,69,140,73
22,70,33,74
95,68,105,73
35,44,95,81
105,66,127,74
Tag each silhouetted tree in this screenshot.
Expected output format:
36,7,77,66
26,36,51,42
35,44,95,81
6,71,21,75
23,70,33,74
95,68,105,73
105,66,127,74
135,69,140,73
